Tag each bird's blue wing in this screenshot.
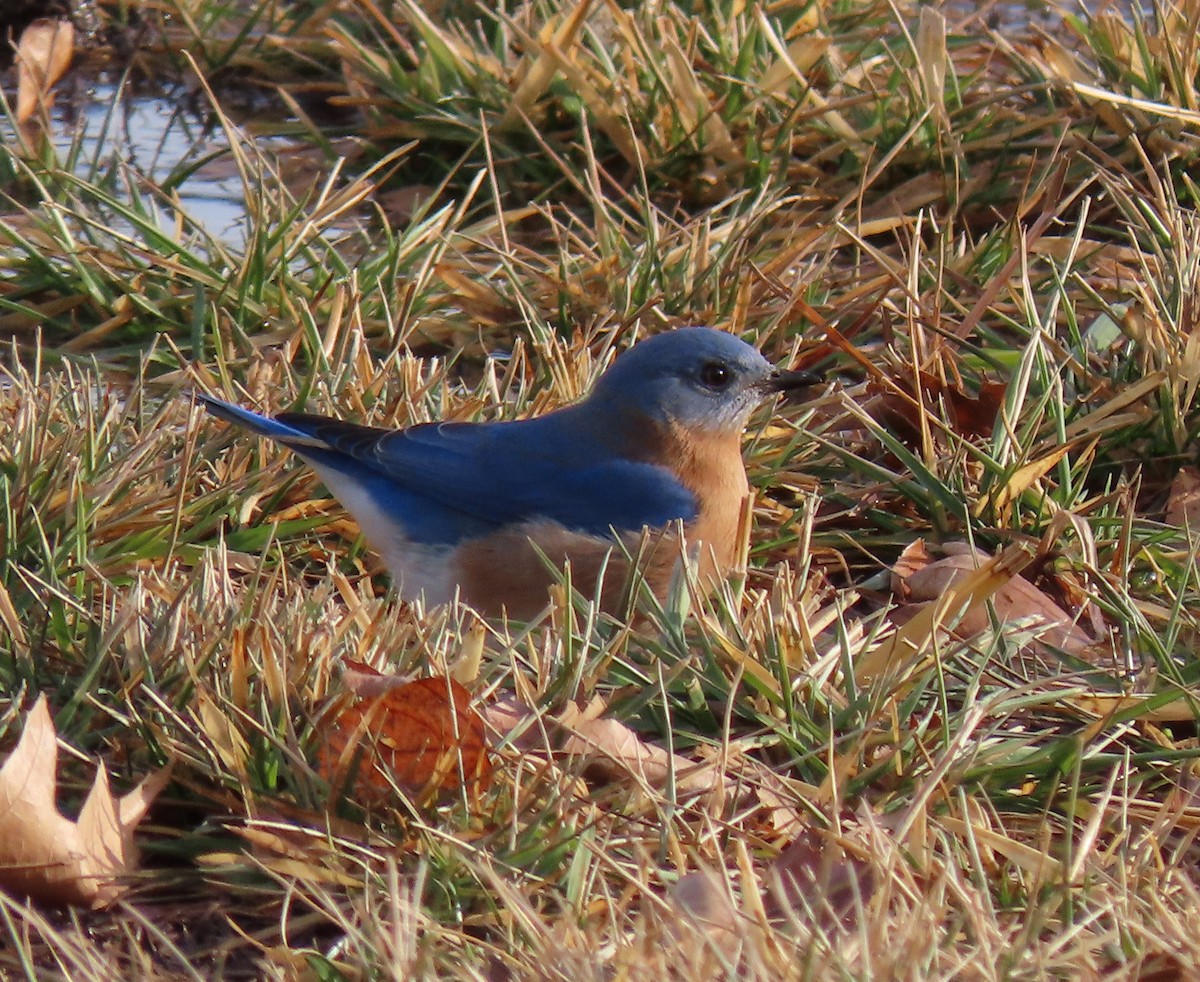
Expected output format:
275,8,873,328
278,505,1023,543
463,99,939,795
262,406,698,544
200,396,487,542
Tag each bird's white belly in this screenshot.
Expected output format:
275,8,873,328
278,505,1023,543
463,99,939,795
312,465,457,606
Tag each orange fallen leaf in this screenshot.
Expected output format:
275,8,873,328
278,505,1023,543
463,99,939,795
317,676,492,805
15,18,75,125
0,695,171,909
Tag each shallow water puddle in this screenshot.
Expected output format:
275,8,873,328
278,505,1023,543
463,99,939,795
0,70,320,248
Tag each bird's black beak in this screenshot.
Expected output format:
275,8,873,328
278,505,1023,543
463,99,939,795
761,367,824,395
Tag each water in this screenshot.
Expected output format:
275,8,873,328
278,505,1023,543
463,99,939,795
0,0,1138,250
942,0,1143,33
1,71,300,248
54,78,252,239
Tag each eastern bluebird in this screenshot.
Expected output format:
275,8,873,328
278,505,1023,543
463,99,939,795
198,327,820,619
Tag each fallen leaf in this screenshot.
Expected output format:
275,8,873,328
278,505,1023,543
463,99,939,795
482,692,544,752
890,540,1092,656
15,18,75,125
670,812,877,943
1166,466,1200,530
749,770,806,839
316,676,492,805
868,371,1007,447
0,695,171,909
861,543,1036,683
339,659,409,698
890,538,934,584
561,715,720,795
485,694,812,831
669,866,740,940
764,821,876,932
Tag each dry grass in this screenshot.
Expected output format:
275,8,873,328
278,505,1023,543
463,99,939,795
3,0,1200,977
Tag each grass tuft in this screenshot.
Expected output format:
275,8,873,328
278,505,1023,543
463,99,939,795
4,0,1200,975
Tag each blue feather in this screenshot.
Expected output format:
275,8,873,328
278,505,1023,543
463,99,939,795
202,395,698,545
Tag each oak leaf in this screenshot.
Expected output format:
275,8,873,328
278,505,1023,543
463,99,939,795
317,676,492,806
0,695,171,909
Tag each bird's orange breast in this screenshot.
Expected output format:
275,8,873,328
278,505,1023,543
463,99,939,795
451,420,751,620
658,422,750,580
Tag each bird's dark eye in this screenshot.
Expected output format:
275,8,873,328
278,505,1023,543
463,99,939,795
699,361,732,389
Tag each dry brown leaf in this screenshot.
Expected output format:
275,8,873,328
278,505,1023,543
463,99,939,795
316,676,492,806
561,715,721,795
749,770,806,839
481,692,546,753
0,695,171,909
867,372,1007,447
861,543,1035,683
1166,466,1200,530
486,695,804,825
669,866,741,941
670,814,876,942
764,822,876,932
15,19,75,124
890,538,935,586
891,540,1092,656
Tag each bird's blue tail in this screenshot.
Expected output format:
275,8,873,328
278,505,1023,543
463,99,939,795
197,394,319,445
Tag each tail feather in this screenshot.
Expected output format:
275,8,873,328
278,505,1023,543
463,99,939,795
197,394,328,449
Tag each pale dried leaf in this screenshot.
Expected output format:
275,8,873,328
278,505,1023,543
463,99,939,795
751,771,806,838
15,19,75,124
892,542,1092,656
485,694,720,794
340,659,410,698
563,716,719,794
0,695,170,908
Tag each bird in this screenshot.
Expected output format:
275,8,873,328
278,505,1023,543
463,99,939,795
197,327,821,620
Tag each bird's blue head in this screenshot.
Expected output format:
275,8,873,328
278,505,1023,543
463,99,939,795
587,327,819,434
